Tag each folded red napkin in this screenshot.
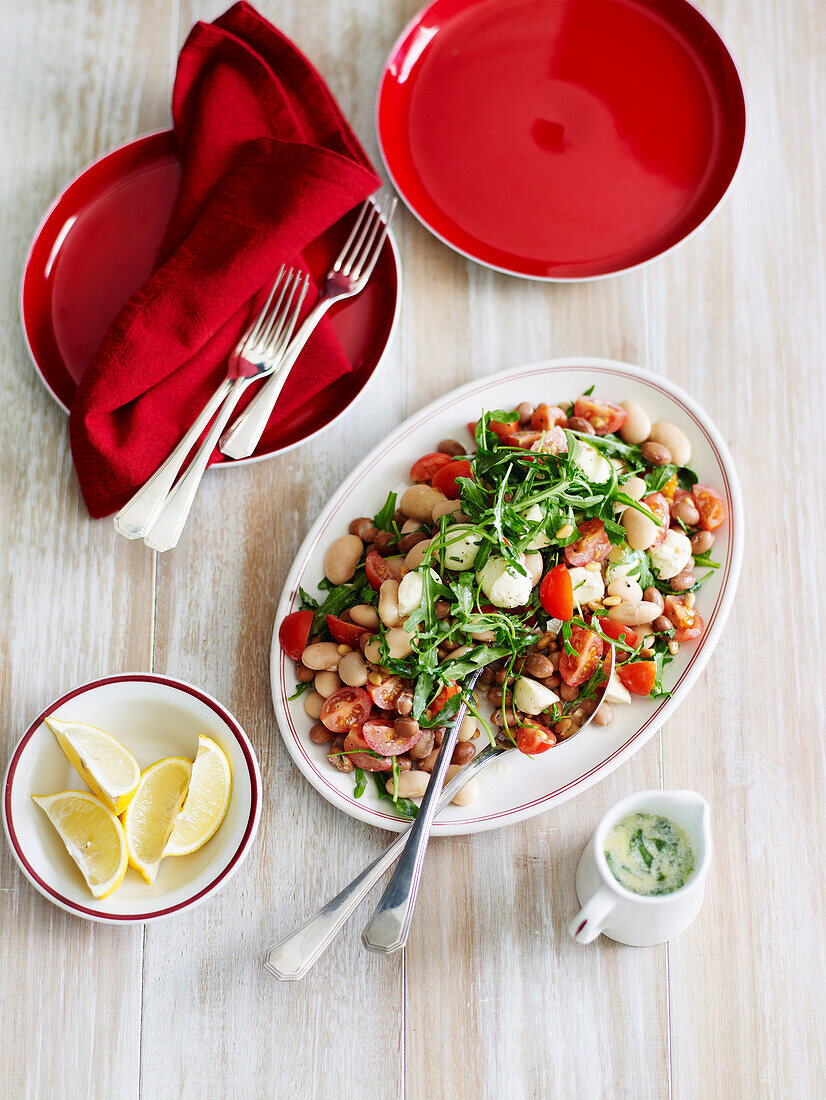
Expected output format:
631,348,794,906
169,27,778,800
69,2,380,517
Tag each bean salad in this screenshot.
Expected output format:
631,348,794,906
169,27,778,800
279,392,727,819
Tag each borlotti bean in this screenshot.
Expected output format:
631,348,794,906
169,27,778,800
279,386,725,820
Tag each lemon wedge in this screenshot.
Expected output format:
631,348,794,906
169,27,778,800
121,757,191,884
33,790,128,899
45,717,140,815
164,736,232,857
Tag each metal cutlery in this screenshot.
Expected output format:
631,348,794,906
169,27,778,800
113,264,308,549
265,645,615,980
219,191,397,460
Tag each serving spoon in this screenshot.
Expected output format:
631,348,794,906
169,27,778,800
265,641,616,981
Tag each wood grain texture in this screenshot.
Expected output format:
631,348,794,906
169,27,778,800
0,2,171,1098
1,0,824,1097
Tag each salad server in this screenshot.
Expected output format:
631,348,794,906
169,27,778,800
265,644,614,980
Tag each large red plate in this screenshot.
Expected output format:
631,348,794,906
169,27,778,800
21,131,401,464
377,0,745,280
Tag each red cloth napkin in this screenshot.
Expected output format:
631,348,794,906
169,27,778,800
69,2,380,517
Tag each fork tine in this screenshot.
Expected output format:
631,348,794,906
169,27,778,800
348,194,397,283
244,264,287,352
256,268,302,352
265,273,309,361
357,197,398,286
332,198,375,274
338,198,385,278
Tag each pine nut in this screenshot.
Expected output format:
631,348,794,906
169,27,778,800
337,644,352,655
367,671,383,685
685,593,696,608
603,595,621,607
668,640,679,654
585,561,601,572
556,523,574,539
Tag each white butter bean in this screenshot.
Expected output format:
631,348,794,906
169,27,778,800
301,641,340,671
401,484,448,522
378,578,401,627
386,771,430,799
349,604,379,629
338,650,368,686
303,691,324,719
445,764,479,806
324,534,363,585
619,399,651,444
621,502,660,550
607,600,663,625
313,671,341,698
648,421,692,466
607,576,643,603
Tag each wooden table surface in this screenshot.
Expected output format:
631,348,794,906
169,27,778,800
1,1,824,1097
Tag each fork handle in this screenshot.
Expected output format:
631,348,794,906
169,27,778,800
113,378,234,539
219,298,332,460
265,744,501,981
142,378,249,552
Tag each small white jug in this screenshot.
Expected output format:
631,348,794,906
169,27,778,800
569,789,712,947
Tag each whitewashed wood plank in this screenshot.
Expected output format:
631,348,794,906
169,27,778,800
0,2,172,1098
648,2,826,1097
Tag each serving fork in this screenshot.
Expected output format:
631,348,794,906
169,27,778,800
114,264,308,550
265,643,616,980
219,191,397,460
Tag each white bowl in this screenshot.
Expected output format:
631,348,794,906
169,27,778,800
2,675,262,924
271,358,743,834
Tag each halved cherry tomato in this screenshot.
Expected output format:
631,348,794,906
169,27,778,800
410,452,452,483
564,518,612,566
468,418,517,442
530,404,566,431
692,484,727,531
504,429,543,448
559,626,604,686
617,661,657,695
426,681,460,721
432,459,473,500
595,618,638,661
642,493,670,546
320,686,371,733
365,550,395,591
516,722,557,755
573,396,627,435
362,717,423,757
279,609,313,661
539,563,573,620
326,614,366,647
342,728,392,772
365,676,406,710
664,595,704,641
660,473,679,501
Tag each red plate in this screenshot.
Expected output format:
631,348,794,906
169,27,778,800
21,131,401,464
377,0,745,280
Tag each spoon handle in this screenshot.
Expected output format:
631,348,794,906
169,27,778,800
361,670,482,954
265,740,502,981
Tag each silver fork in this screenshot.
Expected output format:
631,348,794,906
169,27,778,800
113,265,308,550
218,191,397,460
265,644,616,980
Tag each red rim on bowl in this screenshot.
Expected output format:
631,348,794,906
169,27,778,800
2,674,262,922
20,131,401,464
377,0,746,280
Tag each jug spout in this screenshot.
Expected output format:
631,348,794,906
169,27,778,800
667,790,712,859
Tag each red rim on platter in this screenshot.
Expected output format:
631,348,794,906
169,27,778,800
20,131,401,464
377,0,746,280
2,675,262,923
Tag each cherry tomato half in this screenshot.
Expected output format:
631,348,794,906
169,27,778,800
573,396,627,435
617,661,657,695
692,484,727,531
564,518,612,566
539,563,573,620
595,618,638,660
432,460,473,500
365,550,396,591
559,626,604,686
365,676,406,710
410,452,452,483
362,718,423,757
279,609,313,661
320,686,372,734
664,596,705,641
342,728,392,772
326,614,366,647
642,493,670,546
530,404,566,431
504,429,543,449
516,722,557,755
427,681,460,721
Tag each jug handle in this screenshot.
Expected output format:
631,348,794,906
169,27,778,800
569,887,616,944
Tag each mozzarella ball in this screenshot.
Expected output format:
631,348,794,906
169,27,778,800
442,525,483,570
477,554,533,608
568,566,606,605
514,677,559,715
572,440,612,483
648,529,692,580
522,504,552,549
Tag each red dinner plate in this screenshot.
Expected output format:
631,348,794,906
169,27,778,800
377,0,746,280
21,131,401,464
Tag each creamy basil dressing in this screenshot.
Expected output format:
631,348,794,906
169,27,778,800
604,812,695,896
